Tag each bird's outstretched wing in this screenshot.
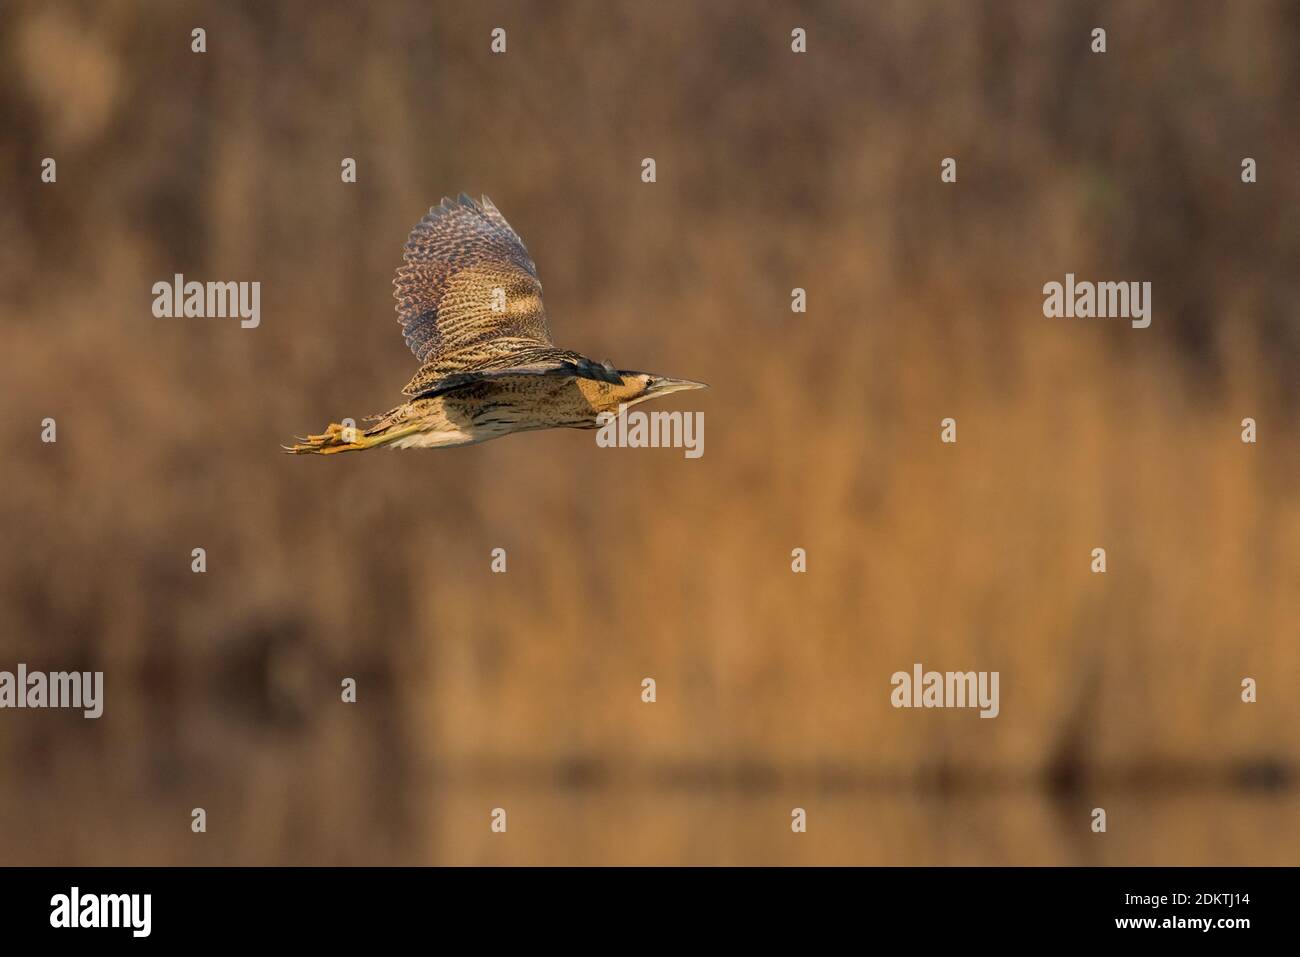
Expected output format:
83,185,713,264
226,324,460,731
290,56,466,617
394,194,553,375
394,194,623,398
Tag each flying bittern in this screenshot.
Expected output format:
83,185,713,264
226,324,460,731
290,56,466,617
287,194,706,454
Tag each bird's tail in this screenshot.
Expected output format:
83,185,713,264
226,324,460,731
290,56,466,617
283,418,419,455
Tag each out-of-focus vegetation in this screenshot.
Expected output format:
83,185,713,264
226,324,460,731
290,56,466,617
1,0,1296,864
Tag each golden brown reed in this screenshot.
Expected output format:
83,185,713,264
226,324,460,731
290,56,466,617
0,0,1296,864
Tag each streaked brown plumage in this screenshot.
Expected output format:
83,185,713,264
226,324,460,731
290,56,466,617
287,194,705,454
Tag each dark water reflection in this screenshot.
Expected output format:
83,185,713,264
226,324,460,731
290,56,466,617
426,789,1299,866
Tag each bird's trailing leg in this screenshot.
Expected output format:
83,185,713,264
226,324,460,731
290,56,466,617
284,421,368,455
284,419,420,455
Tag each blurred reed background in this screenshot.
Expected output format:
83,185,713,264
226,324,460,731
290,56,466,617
1,0,1297,865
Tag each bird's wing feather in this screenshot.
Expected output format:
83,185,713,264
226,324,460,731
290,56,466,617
401,347,624,398
393,194,553,373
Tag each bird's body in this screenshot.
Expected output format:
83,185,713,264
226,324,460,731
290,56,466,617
345,374,652,451
288,194,704,454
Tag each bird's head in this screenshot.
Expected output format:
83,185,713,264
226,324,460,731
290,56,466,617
590,371,709,412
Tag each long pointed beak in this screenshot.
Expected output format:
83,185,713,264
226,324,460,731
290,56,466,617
649,377,709,397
